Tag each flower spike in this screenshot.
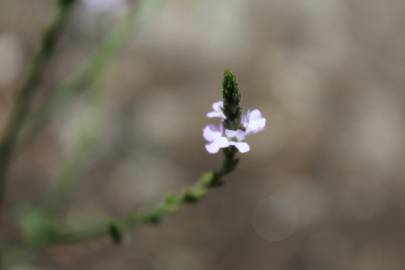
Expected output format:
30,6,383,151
203,70,266,155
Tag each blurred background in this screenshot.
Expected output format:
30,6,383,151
1,0,405,269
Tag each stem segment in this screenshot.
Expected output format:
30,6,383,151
20,70,244,247
0,0,77,204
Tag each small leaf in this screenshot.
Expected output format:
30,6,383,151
199,171,215,187
192,187,207,199
108,223,122,244
146,209,162,224
165,195,180,212
181,190,198,203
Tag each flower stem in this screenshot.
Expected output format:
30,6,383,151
19,0,163,151
18,71,244,248
22,167,236,247
0,0,77,205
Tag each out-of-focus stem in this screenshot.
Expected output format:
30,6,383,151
0,2,77,269
37,166,235,246
19,0,162,150
0,0,77,207
21,71,244,247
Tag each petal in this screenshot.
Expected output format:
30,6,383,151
225,129,247,141
203,124,221,141
229,142,250,153
215,136,230,148
247,109,263,121
207,101,225,119
225,129,237,137
244,109,266,134
212,101,223,111
205,142,220,154
207,111,223,118
205,137,229,154
247,118,266,134
241,114,249,128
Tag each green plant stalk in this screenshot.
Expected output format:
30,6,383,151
0,3,77,269
20,70,243,247
19,0,162,151
0,0,77,204
32,169,235,246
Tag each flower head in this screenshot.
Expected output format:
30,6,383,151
203,101,266,154
203,124,229,154
225,129,250,153
242,109,266,135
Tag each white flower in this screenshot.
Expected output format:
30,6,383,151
203,101,266,154
224,129,246,141
203,124,250,154
206,101,226,119
203,124,229,154
225,129,250,153
242,109,266,134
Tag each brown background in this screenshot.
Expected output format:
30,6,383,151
1,0,405,269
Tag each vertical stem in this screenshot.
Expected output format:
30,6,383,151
219,70,242,181
0,3,76,267
0,1,76,204
12,71,245,247
19,0,163,151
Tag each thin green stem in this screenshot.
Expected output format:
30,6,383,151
20,70,244,248
0,0,77,204
19,0,162,150
38,164,236,246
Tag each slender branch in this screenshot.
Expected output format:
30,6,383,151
19,0,162,151
41,163,236,246
21,70,243,247
0,0,77,203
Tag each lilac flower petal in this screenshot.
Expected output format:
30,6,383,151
225,129,247,141
229,141,250,153
203,124,221,142
247,118,266,134
241,114,248,127
216,136,230,148
205,142,220,154
248,109,263,121
207,111,223,118
205,137,229,154
207,100,225,119
212,101,223,111
243,109,266,134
